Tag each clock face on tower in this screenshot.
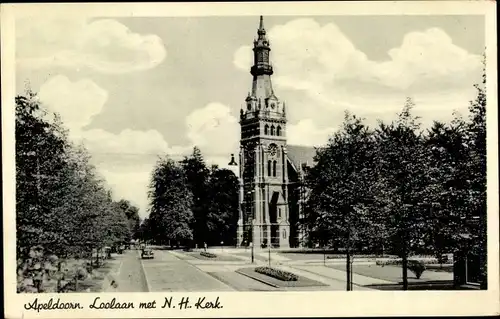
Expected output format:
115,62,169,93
268,143,278,157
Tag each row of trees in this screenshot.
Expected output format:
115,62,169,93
304,72,487,289
16,89,141,292
140,148,239,247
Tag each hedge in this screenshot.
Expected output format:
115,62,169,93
376,258,442,266
255,266,298,281
326,254,394,259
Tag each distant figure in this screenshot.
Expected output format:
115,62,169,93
204,242,207,252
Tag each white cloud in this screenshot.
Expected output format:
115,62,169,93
233,18,482,141
99,168,151,219
16,17,166,73
372,28,481,89
288,119,336,147
234,18,481,91
75,128,171,156
38,75,107,130
185,102,239,159
37,75,185,217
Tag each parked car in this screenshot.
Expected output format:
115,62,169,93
118,245,125,254
141,248,154,259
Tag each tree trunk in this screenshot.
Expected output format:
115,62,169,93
56,261,62,293
402,246,408,290
346,249,351,291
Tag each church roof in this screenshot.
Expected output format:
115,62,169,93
286,144,318,171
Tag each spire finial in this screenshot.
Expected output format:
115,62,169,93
258,16,266,36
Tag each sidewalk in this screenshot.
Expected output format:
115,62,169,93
103,250,148,292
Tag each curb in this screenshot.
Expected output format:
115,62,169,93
235,270,280,288
139,250,152,292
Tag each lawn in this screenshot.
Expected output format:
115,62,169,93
365,281,455,290
236,267,327,288
329,264,453,283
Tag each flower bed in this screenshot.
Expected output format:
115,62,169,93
200,251,217,258
254,266,298,281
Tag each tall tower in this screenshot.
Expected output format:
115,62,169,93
237,16,290,249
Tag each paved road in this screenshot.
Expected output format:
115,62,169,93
141,250,235,292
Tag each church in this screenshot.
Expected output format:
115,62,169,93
235,16,317,249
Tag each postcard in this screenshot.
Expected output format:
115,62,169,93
2,1,498,318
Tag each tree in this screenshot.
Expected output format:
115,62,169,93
306,112,381,290
116,199,141,241
149,157,194,247
136,218,152,243
424,118,470,262
16,88,137,292
464,64,487,288
180,147,210,245
374,98,431,290
16,90,71,258
205,167,239,245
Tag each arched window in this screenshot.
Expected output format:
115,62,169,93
267,160,272,176
273,160,277,177
264,125,269,135
276,126,281,136
270,125,275,136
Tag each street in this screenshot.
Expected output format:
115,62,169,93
141,249,235,292
104,248,453,292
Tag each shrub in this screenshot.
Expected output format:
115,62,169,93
200,251,217,258
255,266,298,281
327,254,390,259
408,260,426,279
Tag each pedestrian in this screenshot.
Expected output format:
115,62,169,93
204,242,207,252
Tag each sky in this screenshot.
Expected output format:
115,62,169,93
15,15,485,219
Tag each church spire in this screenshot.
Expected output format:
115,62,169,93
251,16,273,77
245,16,282,115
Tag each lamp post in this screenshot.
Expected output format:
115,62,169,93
268,241,271,266
249,191,255,264
228,154,255,264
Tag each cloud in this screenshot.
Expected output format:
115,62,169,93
372,28,481,90
16,17,166,73
38,75,108,130
37,75,184,217
234,19,481,91
185,102,239,160
233,18,482,140
288,119,336,147
75,128,170,156
99,168,152,219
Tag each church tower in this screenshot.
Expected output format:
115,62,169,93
237,16,290,249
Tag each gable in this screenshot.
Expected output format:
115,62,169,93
286,144,318,173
